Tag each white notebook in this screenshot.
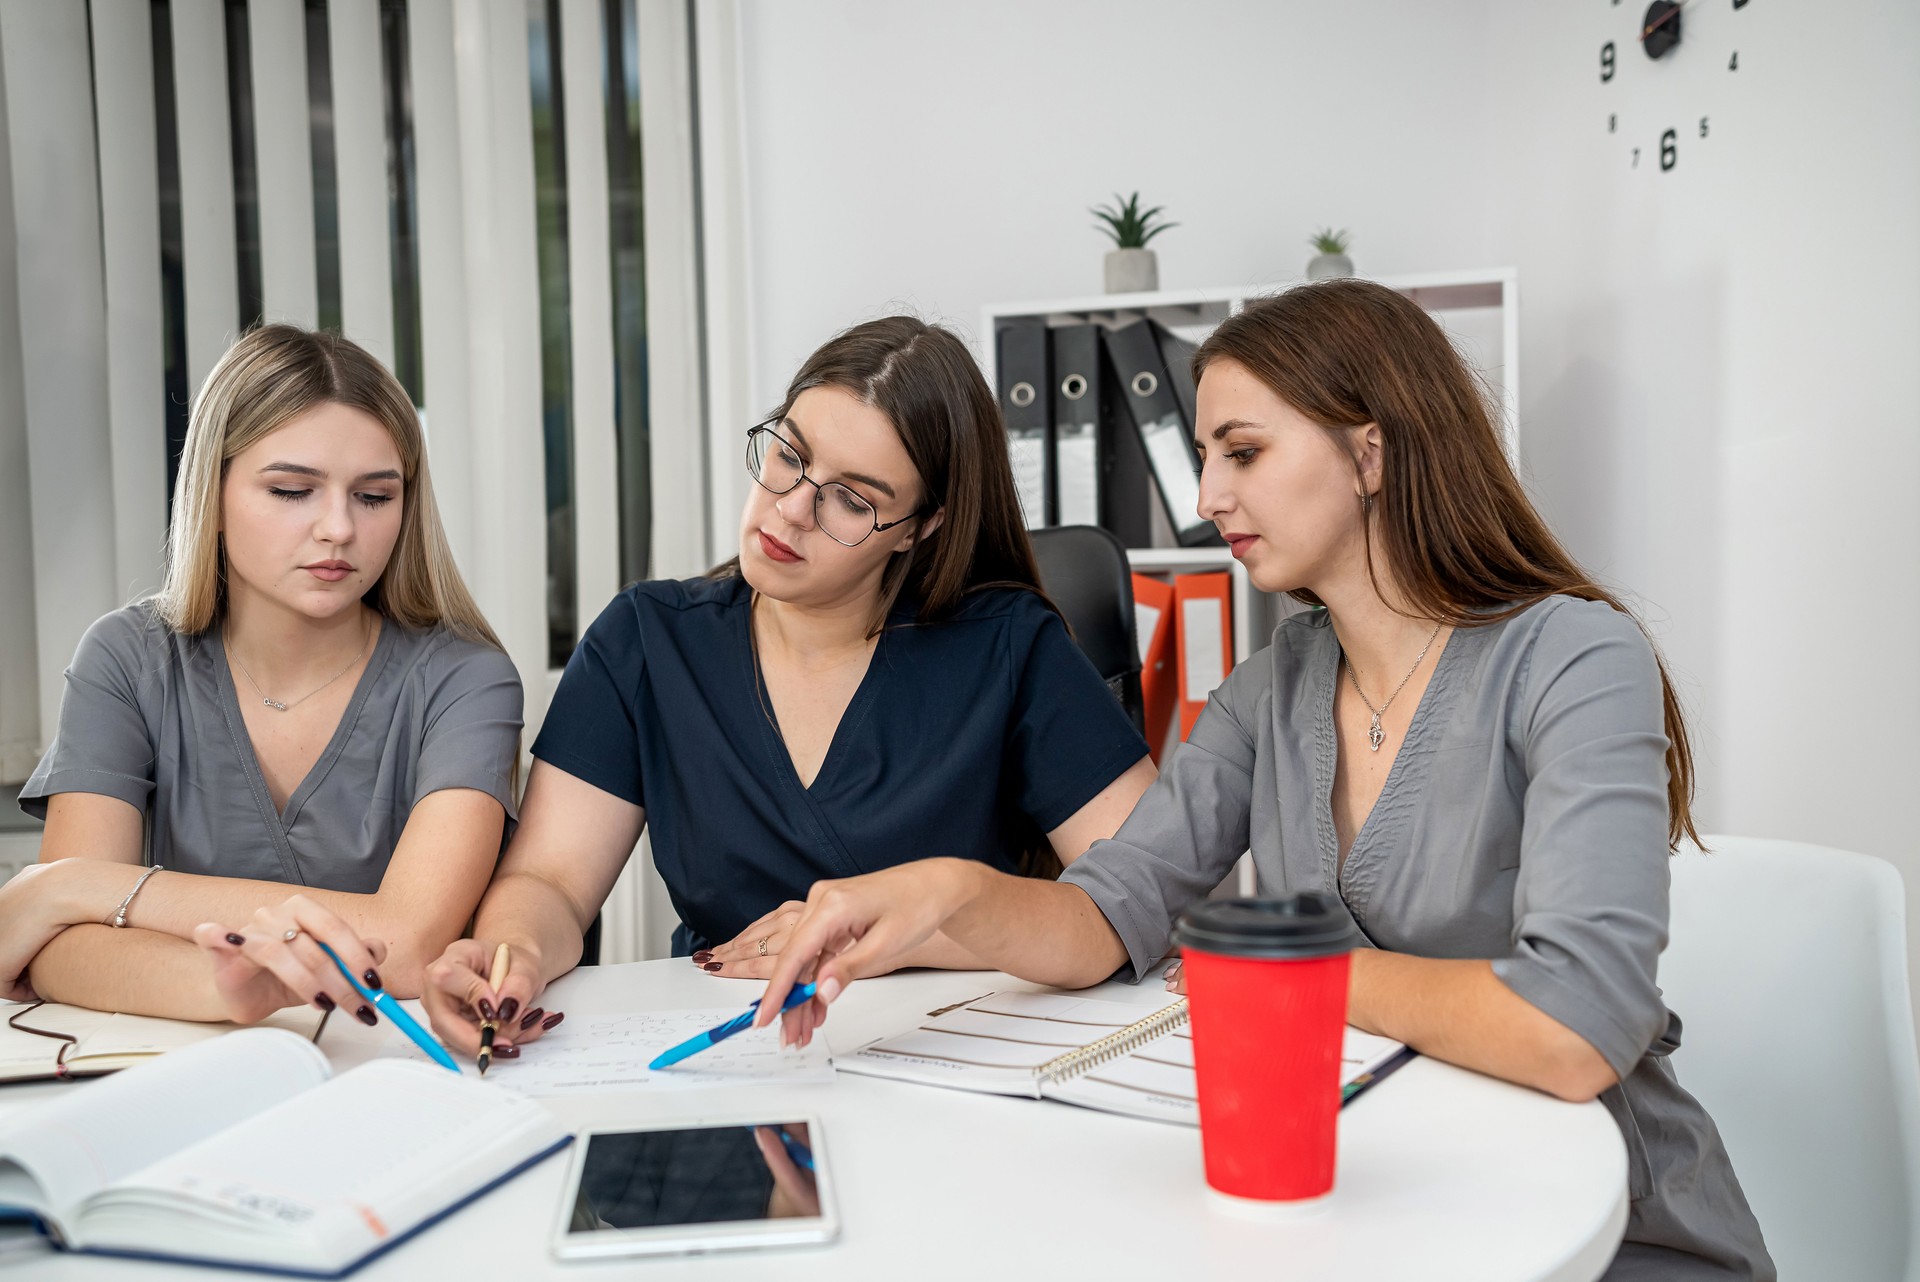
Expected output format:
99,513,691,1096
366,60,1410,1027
838,992,1412,1126
0,1000,323,1082
0,1028,571,1277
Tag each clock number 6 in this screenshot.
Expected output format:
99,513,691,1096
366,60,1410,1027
1601,41,1615,82
1660,128,1677,171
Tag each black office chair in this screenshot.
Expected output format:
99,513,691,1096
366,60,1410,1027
1029,525,1146,736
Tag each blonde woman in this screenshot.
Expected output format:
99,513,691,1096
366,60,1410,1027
1,324,521,1025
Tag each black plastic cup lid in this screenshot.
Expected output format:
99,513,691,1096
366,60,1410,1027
1171,894,1362,959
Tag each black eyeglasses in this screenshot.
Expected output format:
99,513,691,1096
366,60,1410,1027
745,422,927,548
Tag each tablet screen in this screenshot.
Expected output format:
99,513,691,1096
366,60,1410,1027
563,1122,823,1233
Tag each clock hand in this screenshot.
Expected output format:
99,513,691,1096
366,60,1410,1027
1642,2,1683,41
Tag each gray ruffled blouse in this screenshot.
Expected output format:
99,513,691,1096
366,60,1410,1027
1061,595,1772,1280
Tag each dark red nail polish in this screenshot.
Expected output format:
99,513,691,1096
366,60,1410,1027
703,961,723,972
518,1007,544,1031
541,1012,564,1031
355,1006,378,1026
477,998,496,1021
225,933,245,946
362,969,383,990
314,993,336,1011
498,998,520,1025
495,1043,519,1058
692,950,713,963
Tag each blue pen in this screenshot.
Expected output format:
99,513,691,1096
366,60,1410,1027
316,941,462,1074
649,983,819,1070
744,1125,815,1171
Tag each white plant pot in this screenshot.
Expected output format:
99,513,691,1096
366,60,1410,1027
1104,248,1159,294
1306,252,1354,281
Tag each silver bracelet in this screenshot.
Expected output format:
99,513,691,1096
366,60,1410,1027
106,864,164,929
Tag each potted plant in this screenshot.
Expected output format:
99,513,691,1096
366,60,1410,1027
1306,227,1354,280
1093,192,1176,294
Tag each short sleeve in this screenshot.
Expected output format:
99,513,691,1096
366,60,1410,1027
531,593,647,807
1004,603,1150,832
1058,659,1262,981
1490,599,1674,1078
19,607,162,819
413,640,525,820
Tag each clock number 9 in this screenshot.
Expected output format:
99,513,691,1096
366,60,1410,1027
1601,41,1615,82
1660,128,1677,171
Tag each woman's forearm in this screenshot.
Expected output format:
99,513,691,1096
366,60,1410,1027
936,863,1129,989
1345,950,1618,1102
27,925,233,1021
470,869,596,987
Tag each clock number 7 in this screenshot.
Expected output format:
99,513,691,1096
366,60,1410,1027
1601,41,1615,83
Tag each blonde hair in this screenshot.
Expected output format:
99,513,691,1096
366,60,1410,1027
156,324,502,651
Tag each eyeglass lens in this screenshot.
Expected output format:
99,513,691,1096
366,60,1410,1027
748,429,879,546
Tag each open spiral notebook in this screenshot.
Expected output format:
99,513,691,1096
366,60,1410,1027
837,991,1414,1126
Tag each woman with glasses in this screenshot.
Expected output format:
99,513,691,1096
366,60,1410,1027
412,317,1155,1058
747,282,1772,1279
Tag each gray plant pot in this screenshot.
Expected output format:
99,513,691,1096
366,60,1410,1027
1306,252,1354,281
1104,248,1159,294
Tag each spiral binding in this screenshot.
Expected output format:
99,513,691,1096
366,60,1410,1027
1034,999,1190,1083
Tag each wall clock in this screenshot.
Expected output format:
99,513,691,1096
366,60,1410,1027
1598,0,1754,172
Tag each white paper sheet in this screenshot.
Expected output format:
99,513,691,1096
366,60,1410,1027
378,1007,833,1097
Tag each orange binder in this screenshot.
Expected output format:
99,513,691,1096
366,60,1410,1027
1172,572,1232,739
1131,573,1177,763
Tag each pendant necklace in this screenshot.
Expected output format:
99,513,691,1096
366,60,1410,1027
1343,621,1444,752
228,614,373,712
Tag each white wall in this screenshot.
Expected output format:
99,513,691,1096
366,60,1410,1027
1481,0,1920,994
732,0,1920,995
731,0,1501,528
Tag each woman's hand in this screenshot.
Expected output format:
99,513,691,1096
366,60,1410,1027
1163,956,1186,994
697,901,808,978
755,858,983,1048
0,859,120,1003
190,894,390,1025
421,939,564,1061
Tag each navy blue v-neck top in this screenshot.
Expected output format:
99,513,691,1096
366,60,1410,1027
531,574,1149,953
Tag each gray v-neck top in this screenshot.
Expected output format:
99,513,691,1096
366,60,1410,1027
1061,595,1773,1280
21,601,522,891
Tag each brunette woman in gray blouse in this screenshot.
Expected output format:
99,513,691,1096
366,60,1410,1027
757,281,1773,1279
2,326,520,1024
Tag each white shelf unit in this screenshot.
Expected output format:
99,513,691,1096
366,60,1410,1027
983,266,1520,669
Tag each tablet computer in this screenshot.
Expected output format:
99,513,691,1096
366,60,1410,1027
551,1116,839,1260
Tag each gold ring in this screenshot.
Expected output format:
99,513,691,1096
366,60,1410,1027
757,936,770,957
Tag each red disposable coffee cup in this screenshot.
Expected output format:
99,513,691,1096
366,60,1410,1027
1172,894,1361,1204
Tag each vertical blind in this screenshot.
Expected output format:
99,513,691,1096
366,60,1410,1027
0,0,716,960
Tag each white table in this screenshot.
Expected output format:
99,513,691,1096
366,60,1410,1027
10,960,1628,1281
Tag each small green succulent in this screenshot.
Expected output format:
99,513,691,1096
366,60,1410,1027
1310,226,1352,255
1092,192,1177,249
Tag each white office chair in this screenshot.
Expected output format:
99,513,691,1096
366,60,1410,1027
1662,835,1920,1282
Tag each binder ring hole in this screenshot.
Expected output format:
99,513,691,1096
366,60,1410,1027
1131,372,1159,398
1061,374,1088,401
1009,381,1036,408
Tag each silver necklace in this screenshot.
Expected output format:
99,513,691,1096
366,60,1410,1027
227,615,373,712
1343,621,1444,752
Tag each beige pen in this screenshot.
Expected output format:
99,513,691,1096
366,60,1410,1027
476,942,511,1076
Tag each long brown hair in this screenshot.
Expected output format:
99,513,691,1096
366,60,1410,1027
719,315,1053,635
156,324,502,651
1194,279,1699,849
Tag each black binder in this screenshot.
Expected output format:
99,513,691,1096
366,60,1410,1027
1152,321,1199,435
1102,320,1219,547
996,319,1052,528
1048,324,1105,529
